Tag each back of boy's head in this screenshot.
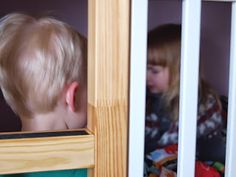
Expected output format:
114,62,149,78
0,13,87,118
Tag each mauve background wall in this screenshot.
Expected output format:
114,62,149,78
148,0,231,96
0,0,231,132
0,0,88,132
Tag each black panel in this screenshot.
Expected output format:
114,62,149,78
0,130,88,139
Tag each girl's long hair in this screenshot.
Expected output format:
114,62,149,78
147,24,221,121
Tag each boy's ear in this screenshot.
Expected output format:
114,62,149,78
66,82,79,112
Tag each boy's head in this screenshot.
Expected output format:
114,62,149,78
0,13,87,130
147,24,181,94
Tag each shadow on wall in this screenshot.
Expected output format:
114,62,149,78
0,0,88,36
200,2,231,96
0,91,21,132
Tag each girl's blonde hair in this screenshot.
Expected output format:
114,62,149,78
0,13,87,118
147,24,221,121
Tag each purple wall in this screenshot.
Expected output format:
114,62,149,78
0,0,88,132
148,0,231,96
0,0,88,36
0,0,231,132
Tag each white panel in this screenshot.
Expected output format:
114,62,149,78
177,1,201,177
128,0,148,177
225,2,236,177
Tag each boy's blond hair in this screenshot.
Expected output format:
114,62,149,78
0,13,87,118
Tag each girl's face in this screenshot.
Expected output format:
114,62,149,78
146,64,169,94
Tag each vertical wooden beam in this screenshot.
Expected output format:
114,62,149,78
88,0,130,177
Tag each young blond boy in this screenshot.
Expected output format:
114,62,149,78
0,13,87,177
0,13,87,131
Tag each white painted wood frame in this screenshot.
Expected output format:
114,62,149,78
225,2,236,177
128,0,148,177
177,1,201,177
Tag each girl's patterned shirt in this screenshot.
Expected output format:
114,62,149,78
144,93,226,176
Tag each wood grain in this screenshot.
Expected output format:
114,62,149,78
88,0,130,176
0,130,94,175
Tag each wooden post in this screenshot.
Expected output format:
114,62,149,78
88,0,130,176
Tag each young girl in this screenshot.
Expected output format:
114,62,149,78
144,24,226,177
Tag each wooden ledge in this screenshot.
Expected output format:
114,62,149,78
0,129,94,175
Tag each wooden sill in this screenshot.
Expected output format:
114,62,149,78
0,129,94,175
